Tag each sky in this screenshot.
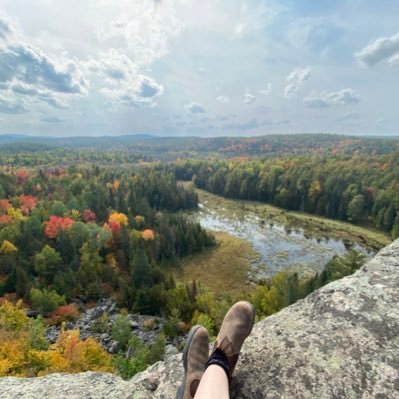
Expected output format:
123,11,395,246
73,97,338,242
0,0,398,137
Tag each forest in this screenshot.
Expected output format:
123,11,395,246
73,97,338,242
0,166,216,311
172,152,399,238
0,140,397,378
1,133,398,161
0,164,219,376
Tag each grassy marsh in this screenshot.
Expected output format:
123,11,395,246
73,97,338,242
174,231,259,296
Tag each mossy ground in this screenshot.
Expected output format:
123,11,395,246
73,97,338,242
174,231,259,296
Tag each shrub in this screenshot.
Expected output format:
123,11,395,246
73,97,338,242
192,312,215,336
111,314,131,351
27,317,49,350
0,299,27,332
146,333,166,365
30,288,65,315
46,304,80,326
0,301,47,376
112,353,147,380
113,333,166,380
40,327,113,374
91,313,110,334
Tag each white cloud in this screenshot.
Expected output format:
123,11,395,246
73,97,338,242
0,94,27,114
86,49,163,107
0,7,87,113
11,83,68,109
388,53,399,67
184,102,206,114
216,95,230,103
85,49,131,74
284,84,296,99
95,0,183,67
287,67,311,83
259,83,272,96
101,74,163,108
0,44,86,95
234,23,245,36
139,77,163,98
244,93,256,104
284,67,311,98
356,32,399,67
85,49,138,82
0,14,12,39
1,1,398,136
41,116,64,124
303,88,360,108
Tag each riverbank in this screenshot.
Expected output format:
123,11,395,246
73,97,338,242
195,188,391,251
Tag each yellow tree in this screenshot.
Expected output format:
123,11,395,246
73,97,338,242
109,212,128,226
0,240,17,254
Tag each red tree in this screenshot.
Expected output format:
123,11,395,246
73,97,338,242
44,216,74,239
0,200,11,215
82,209,96,223
19,195,38,215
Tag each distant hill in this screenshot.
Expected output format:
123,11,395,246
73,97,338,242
0,133,398,159
0,134,31,144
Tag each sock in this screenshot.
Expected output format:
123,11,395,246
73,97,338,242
205,348,231,382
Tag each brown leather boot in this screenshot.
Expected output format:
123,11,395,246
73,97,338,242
175,325,209,399
210,301,255,378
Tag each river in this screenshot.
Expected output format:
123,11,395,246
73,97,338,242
194,198,375,278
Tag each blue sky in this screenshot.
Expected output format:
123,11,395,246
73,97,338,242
0,0,398,137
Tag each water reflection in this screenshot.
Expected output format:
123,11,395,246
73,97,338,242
196,203,374,278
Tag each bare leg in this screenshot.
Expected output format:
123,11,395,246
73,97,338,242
176,302,254,399
194,365,229,399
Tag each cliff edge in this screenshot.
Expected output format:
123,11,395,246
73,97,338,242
1,239,398,399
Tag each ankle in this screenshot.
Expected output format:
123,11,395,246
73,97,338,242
205,347,232,383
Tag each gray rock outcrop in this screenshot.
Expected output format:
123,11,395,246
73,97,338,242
45,298,167,354
1,239,398,398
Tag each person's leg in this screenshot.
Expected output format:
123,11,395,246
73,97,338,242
194,365,229,399
194,301,255,399
175,325,209,399
176,301,255,399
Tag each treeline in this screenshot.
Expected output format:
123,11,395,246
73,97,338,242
2,134,398,163
172,154,399,238
0,146,151,167
0,167,215,316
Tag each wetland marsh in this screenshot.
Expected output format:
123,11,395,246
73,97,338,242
190,189,390,278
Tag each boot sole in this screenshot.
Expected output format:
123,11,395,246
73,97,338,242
175,325,203,399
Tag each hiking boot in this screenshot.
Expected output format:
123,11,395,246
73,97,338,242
175,325,209,399
210,301,255,378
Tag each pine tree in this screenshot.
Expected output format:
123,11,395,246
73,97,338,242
132,245,153,289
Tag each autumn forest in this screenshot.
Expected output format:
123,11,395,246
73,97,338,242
0,133,398,378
